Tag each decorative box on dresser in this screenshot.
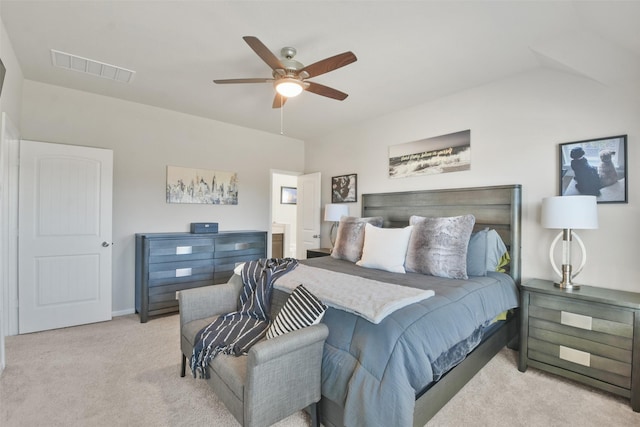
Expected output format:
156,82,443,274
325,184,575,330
519,278,640,411
135,231,266,322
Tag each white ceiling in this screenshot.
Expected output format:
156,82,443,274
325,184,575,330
2,1,640,140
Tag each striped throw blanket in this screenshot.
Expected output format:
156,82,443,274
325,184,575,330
190,258,298,378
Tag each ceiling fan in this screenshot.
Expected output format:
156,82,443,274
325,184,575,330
213,36,357,108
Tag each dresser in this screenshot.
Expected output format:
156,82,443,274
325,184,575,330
135,231,266,322
519,278,640,411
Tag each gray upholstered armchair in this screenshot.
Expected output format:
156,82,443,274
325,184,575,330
179,274,329,427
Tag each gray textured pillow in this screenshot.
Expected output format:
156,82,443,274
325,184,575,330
331,216,384,263
405,214,476,279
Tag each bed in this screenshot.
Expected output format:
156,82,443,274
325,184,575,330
274,184,522,427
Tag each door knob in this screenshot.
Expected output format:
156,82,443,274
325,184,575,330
312,234,320,238
102,241,111,247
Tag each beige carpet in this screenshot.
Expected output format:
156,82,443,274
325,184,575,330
1,314,638,426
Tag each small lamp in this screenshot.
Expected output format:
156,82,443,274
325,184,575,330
541,196,598,290
324,204,348,248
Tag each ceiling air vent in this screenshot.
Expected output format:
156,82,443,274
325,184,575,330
50,49,136,83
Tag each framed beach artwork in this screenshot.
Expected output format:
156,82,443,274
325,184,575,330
166,165,238,204
559,135,627,204
331,173,357,203
389,130,471,178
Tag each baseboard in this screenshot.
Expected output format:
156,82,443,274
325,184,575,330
112,308,135,317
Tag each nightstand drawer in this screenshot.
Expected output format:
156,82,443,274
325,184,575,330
528,338,632,389
530,293,634,329
528,323,632,369
528,316,633,352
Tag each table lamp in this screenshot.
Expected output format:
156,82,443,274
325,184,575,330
541,195,598,290
324,204,348,248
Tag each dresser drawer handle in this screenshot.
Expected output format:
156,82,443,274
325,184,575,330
561,311,592,330
235,242,250,250
176,246,193,255
175,268,192,277
559,345,591,367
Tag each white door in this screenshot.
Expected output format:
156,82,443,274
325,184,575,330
18,140,113,334
296,172,321,258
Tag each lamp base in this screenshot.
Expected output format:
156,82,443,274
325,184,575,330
554,281,580,290
329,222,338,247
553,264,580,290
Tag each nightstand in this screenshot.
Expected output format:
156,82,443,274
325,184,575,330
519,278,640,411
306,248,332,258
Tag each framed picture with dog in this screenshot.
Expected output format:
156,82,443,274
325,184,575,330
559,135,628,203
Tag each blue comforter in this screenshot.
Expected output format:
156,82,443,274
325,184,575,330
301,257,519,427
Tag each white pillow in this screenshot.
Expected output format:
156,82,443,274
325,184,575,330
356,224,413,273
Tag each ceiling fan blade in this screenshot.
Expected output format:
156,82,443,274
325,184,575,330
301,51,357,78
213,78,273,84
243,36,284,71
272,93,287,109
305,82,349,101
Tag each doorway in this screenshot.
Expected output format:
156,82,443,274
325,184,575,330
271,171,298,258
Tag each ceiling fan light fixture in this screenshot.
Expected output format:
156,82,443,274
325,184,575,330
275,78,304,97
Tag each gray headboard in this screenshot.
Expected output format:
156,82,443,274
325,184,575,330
361,184,522,285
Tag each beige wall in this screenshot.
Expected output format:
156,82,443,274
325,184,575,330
19,80,305,314
305,68,640,293
4,11,640,319
0,15,23,127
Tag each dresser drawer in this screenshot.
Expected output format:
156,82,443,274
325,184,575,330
147,237,215,263
214,233,266,259
148,258,215,282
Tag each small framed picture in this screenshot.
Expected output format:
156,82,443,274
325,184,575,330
280,186,297,204
331,173,357,203
559,135,627,203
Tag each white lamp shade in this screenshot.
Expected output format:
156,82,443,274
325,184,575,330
541,196,598,229
324,204,348,222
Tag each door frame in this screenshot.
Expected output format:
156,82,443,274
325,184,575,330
296,171,322,258
1,113,20,342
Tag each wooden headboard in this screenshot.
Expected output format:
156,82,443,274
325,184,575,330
361,184,522,285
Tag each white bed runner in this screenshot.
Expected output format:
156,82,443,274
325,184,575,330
274,264,434,324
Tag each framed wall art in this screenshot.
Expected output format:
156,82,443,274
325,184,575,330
280,186,297,204
559,135,627,204
0,58,5,97
332,173,357,203
166,165,238,204
388,130,471,178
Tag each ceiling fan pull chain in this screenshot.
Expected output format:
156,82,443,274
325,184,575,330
280,96,284,135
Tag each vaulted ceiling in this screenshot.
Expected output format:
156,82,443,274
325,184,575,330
2,1,639,140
